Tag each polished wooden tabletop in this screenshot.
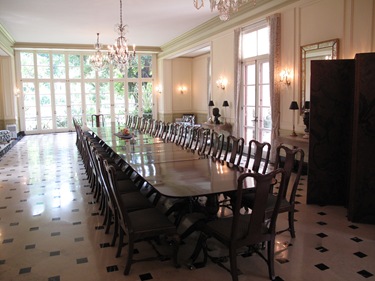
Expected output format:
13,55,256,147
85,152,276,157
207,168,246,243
90,124,254,198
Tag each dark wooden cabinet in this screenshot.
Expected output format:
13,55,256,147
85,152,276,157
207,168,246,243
307,53,375,224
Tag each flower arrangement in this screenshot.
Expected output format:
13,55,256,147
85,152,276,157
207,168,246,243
122,128,130,135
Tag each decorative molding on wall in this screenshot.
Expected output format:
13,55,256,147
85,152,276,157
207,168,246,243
159,0,298,59
0,24,15,56
13,42,161,53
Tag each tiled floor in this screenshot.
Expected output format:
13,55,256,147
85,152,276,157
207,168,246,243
0,132,374,281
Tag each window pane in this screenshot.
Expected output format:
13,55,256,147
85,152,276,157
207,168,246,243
260,85,270,106
246,64,256,85
245,86,255,106
128,56,138,78
99,82,111,121
20,52,35,78
53,54,66,79
142,82,152,118
141,55,152,78
128,82,138,115
69,55,81,79
37,53,50,79
39,82,52,129
83,55,96,79
98,66,110,79
261,62,269,84
243,32,257,58
258,27,270,55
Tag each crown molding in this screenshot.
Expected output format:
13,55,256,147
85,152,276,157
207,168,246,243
13,42,162,53
159,0,298,59
0,24,15,56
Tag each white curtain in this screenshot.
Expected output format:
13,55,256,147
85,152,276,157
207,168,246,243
233,28,242,137
268,13,281,162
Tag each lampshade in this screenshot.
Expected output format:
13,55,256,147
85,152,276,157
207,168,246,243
304,101,310,110
289,101,299,110
222,100,229,107
208,100,215,106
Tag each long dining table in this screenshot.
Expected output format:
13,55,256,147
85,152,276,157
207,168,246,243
89,123,255,198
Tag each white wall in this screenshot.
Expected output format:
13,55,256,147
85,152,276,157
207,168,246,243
192,54,209,116
171,58,192,114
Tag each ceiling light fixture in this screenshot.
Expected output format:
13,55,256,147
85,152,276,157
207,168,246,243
89,33,107,72
194,0,256,21
107,0,136,73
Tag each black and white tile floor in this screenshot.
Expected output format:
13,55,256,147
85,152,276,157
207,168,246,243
0,133,374,281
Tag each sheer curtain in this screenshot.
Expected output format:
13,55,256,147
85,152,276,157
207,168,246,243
268,13,281,162
233,28,241,137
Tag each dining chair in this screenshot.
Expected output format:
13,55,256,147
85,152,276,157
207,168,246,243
103,158,156,248
96,153,140,236
148,119,158,136
245,140,271,173
138,117,146,132
206,131,224,159
222,135,245,166
174,123,185,145
106,163,180,275
185,126,201,150
165,122,176,142
195,127,210,155
125,115,133,128
188,168,286,281
156,121,166,138
242,145,305,238
143,118,151,134
181,125,194,149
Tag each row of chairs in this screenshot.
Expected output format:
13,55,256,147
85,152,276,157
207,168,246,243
123,115,305,240
182,144,304,281
78,115,305,280
73,118,180,276
123,116,306,281
124,115,271,172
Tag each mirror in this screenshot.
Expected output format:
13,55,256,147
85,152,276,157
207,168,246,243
300,39,339,114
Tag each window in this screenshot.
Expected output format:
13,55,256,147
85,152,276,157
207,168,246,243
241,23,271,145
17,50,155,133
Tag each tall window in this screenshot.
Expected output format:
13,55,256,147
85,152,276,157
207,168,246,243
17,50,155,133
241,22,271,144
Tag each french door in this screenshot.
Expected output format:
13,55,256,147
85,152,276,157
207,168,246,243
242,58,271,145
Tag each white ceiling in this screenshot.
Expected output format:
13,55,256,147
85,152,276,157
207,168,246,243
0,0,218,48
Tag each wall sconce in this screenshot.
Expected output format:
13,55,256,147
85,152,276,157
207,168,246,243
208,100,215,107
178,86,187,94
155,85,162,94
216,76,228,90
14,87,20,98
280,69,291,86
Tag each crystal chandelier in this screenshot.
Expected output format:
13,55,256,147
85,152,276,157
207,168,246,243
194,0,256,21
107,0,136,73
89,33,108,71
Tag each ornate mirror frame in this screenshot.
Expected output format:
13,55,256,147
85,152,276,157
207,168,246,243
300,39,339,114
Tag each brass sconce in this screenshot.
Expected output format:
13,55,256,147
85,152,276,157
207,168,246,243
216,76,227,90
178,86,187,94
155,85,162,94
280,69,291,86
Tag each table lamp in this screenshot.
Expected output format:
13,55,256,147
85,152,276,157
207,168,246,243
289,101,299,137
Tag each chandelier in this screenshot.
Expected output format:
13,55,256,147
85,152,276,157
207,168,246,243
107,0,136,73
194,0,256,21
89,33,108,71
